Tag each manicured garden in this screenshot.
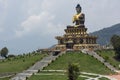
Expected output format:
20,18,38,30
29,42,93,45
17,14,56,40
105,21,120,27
28,70,110,80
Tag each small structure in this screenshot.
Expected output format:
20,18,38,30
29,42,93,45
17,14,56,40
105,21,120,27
55,4,99,51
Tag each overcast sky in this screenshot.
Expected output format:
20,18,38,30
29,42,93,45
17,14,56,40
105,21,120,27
0,0,120,54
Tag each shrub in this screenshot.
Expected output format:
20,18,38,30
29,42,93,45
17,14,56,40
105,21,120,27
8,54,16,58
104,56,109,62
67,63,80,80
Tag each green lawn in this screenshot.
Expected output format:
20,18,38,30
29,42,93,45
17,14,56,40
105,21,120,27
99,77,109,80
0,77,9,80
96,50,120,69
28,72,87,80
44,52,113,75
0,53,46,73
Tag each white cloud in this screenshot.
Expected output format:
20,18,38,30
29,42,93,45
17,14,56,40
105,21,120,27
0,0,8,7
15,0,66,38
15,11,64,37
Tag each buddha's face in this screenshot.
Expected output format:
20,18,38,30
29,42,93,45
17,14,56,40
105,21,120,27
76,7,81,14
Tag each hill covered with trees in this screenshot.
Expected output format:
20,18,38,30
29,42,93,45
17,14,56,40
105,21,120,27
91,23,120,45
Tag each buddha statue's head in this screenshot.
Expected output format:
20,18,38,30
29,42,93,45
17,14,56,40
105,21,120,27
76,4,81,14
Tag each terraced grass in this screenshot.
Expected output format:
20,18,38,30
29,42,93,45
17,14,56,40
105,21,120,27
97,50,120,69
44,52,113,74
0,53,46,73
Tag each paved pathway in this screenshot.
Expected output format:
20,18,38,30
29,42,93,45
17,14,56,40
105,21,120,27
82,49,118,72
109,74,120,80
0,72,15,77
38,70,117,80
0,72,15,78
11,51,65,80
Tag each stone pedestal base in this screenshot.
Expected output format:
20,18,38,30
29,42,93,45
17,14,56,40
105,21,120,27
54,44,99,51
73,44,99,51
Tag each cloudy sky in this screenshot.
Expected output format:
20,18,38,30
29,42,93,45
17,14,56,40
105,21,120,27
0,0,120,54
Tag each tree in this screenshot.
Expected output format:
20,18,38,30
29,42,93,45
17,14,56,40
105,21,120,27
67,63,80,80
0,47,9,58
111,35,120,57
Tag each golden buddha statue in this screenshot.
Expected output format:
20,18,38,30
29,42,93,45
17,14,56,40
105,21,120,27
73,4,85,27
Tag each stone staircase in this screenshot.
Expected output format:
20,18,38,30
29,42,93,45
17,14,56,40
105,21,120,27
11,51,66,80
82,49,118,72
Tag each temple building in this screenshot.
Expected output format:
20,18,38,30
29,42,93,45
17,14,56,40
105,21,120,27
55,4,99,51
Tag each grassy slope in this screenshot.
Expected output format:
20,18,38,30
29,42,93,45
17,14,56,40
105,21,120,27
45,52,113,75
97,50,120,69
0,53,46,73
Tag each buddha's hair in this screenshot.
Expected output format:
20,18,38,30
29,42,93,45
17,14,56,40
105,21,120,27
76,4,81,10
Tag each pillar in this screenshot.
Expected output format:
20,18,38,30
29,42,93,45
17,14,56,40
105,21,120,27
83,38,86,44
58,40,61,44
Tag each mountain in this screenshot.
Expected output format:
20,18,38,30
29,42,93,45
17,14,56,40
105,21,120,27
91,23,120,45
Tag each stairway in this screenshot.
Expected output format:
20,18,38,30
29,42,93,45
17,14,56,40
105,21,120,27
11,51,66,80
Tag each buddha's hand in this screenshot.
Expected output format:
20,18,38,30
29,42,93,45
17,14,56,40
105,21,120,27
73,15,76,23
